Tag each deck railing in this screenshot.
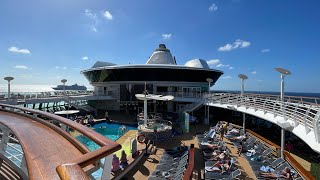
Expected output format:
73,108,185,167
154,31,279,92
0,90,94,101
183,144,195,180
205,93,320,143
0,103,121,180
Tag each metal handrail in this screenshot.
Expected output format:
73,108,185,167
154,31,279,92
206,93,320,141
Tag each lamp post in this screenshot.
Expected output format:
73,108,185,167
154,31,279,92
206,78,213,125
275,67,291,158
238,74,248,132
61,79,67,94
4,76,14,101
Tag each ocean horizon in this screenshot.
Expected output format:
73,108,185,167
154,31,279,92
0,84,93,93
0,84,319,98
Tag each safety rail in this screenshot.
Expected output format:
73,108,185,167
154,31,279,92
0,125,27,180
0,103,121,180
0,90,94,101
138,119,173,129
157,91,202,99
205,93,320,143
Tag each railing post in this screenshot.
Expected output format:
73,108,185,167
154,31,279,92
263,97,268,114
101,154,113,180
313,111,320,143
304,106,311,134
272,98,278,117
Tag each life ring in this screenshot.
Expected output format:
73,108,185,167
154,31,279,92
137,134,146,144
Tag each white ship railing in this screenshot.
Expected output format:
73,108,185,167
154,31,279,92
205,93,320,143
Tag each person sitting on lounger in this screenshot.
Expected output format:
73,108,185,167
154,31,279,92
120,150,128,168
260,167,292,179
112,154,121,172
205,160,231,173
228,134,247,141
205,152,228,161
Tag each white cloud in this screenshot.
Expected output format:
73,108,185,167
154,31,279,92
229,66,234,70
14,65,28,69
54,66,67,70
103,11,113,20
162,34,172,40
207,59,220,66
82,56,89,60
209,3,218,12
261,49,270,53
216,64,230,68
218,39,251,52
8,47,31,54
85,9,98,32
251,71,257,74
222,75,232,79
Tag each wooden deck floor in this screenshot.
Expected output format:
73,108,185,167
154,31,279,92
122,124,257,180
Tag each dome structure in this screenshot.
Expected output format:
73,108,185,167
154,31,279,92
146,44,176,65
184,59,210,69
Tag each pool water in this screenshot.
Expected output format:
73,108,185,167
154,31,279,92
76,122,137,179
76,122,137,151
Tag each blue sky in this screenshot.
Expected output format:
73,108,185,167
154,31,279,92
0,0,320,92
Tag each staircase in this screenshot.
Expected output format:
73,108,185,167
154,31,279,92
177,97,205,113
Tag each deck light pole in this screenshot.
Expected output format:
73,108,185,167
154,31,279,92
206,78,213,125
4,76,14,101
275,67,291,158
61,79,67,94
238,74,248,132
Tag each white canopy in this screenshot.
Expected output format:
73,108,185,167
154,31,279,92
135,94,174,101
54,110,80,115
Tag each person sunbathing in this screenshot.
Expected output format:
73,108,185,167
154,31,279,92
205,160,231,173
228,134,247,141
260,167,292,179
204,152,229,161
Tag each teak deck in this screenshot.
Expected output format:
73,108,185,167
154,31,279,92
0,111,84,179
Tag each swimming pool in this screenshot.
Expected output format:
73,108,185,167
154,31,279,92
76,122,137,179
76,122,137,151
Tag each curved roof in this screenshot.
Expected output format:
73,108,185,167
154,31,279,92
184,59,210,69
91,61,116,68
146,44,176,65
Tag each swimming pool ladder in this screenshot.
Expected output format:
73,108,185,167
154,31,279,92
118,125,128,137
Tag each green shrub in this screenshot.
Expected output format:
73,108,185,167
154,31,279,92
311,163,320,180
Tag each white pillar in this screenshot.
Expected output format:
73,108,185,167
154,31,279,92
101,154,112,180
7,81,11,101
280,74,285,158
144,99,148,125
207,106,210,124
241,79,246,132
242,113,246,131
281,128,285,158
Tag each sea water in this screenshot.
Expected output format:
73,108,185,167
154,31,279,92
0,84,93,93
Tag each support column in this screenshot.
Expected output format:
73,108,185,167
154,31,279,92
101,154,113,180
207,106,210,125
281,128,285,158
242,113,246,132
144,99,147,125
153,85,157,113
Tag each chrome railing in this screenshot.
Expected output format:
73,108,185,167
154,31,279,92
0,125,28,179
0,90,94,101
157,91,202,98
205,93,320,142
